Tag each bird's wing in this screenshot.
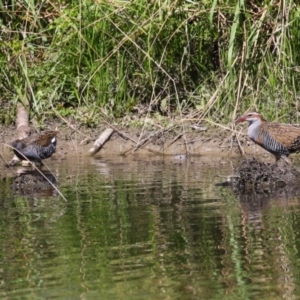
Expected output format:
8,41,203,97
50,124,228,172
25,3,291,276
263,123,300,150
24,131,58,147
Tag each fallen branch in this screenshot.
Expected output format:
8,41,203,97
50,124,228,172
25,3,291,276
88,128,114,156
104,120,188,156
166,133,183,148
105,120,172,154
233,127,245,156
132,135,152,153
103,121,137,143
9,98,32,166
131,125,177,154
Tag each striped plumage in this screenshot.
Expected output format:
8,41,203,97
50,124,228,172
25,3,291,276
12,131,58,164
235,112,300,164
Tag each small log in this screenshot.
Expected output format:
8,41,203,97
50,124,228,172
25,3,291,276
16,102,31,139
9,99,32,166
88,128,114,156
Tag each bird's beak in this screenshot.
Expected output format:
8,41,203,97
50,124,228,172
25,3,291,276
235,116,245,124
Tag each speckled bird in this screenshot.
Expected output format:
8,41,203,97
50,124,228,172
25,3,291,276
11,131,58,164
235,112,300,164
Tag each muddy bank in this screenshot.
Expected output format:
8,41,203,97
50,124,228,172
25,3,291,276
236,157,300,187
1,120,300,175
2,119,300,199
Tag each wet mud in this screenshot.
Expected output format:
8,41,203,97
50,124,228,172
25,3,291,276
237,157,300,187
216,157,300,207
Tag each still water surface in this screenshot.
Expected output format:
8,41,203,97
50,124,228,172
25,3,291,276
1,155,300,299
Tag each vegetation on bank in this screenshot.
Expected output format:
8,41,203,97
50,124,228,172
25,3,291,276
1,0,300,126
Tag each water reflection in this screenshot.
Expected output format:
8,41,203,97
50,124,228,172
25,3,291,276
0,156,300,299
10,168,58,196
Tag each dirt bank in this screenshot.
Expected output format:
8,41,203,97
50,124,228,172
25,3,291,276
1,118,299,173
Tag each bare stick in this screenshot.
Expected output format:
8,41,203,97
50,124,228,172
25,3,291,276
235,128,245,156
166,133,183,148
88,128,114,156
131,127,170,154
103,121,138,144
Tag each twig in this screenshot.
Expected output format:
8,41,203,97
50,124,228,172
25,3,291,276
131,126,175,154
235,135,245,156
132,136,151,152
105,120,176,154
166,133,183,148
177,137,212,146
103,121,138,144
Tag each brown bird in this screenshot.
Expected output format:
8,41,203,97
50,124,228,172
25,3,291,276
235,112,300,164
11,131,58,164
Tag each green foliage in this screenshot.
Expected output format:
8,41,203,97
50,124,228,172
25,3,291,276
0,0,300,124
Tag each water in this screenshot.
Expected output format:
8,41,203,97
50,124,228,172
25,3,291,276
1,155,300,299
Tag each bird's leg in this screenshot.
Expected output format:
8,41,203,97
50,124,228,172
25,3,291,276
274,155,281,165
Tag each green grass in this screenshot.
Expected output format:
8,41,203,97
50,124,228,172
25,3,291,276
0,0,300,126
